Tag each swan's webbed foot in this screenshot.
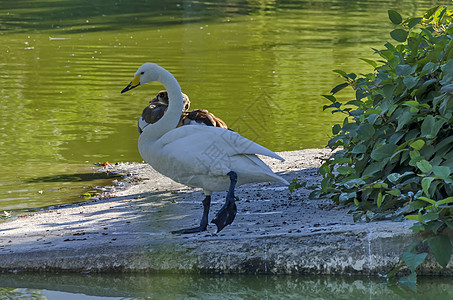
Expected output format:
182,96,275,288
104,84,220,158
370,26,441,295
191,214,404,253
171,225,207,234
172,195,211,235
211,171,238,233
211,197,237,233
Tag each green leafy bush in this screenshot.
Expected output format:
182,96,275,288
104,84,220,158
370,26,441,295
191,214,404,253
314,6,453,282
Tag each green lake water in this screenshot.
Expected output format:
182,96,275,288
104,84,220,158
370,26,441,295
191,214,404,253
2,0,453,297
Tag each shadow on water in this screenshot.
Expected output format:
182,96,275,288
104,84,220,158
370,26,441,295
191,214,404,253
0,0,432,34
24,171,121,184
0,0,248,34
1,273,453,299
0,166,122,213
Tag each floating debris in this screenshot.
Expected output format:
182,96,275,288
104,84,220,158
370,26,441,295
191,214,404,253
94,161,110,167
1,211,11,220
49,37,71,40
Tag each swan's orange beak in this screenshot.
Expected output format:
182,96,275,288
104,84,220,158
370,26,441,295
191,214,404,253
121,75,141,93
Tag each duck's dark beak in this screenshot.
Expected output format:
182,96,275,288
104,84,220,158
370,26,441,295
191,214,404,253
149,97,159,103
121,75,141,93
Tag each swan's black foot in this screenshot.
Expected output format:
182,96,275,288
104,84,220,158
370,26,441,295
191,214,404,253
172,195,211,234
211,198,237,233
171,225,207,234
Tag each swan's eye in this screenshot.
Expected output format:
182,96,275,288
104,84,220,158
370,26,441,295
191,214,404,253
140,71,145,75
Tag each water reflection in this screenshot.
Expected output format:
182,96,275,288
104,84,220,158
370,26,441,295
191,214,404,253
1,273,453,299
0,0,450,211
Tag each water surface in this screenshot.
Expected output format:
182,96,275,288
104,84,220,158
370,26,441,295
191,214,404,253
1,273,453,299
0,0,449,210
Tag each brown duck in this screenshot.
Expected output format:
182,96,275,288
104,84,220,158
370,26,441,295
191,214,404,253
138,90,228,134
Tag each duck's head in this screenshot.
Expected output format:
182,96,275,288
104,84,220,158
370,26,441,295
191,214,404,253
150,90,169,104
121,63,160,93
150,90,191,110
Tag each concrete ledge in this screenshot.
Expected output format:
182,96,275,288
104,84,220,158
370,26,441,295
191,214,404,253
0,149,451,274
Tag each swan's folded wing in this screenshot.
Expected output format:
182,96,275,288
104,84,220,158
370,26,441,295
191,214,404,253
158,126,284,161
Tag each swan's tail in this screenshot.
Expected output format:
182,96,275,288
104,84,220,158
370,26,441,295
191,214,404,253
243,154,289,185
268,172,290,185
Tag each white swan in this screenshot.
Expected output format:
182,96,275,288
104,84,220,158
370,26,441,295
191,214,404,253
121,63,289,233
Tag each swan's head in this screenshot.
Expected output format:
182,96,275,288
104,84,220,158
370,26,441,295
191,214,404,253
121,63,161,93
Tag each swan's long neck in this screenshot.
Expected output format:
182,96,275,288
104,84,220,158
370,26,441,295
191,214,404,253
141,66,184,140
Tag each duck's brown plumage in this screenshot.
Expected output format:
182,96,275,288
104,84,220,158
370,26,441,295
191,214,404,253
180,109,228,128
138,90,228,134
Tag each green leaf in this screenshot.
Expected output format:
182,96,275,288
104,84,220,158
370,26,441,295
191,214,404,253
357,123,375,141
388,10,403,25
370,182,388,189
321,177,330,193
332,124,341,135
347,73,357,80
403,76,418,90
446,221,453,231
430,221,444,234
390,29,408,43
410,224,426,233
421,177,435,196
407,17,423,28
402,250,428,270
322,94,337,103
396,110,412,131
387,188,401,196
433,6,447,24
417,160,433,173
337,166,355,175
365,109,382,115
421,62,439,74
382,84,396,99
403,100,419,107
405,214,421,222
432,166,451,180
410,140,425,151
436,197,453,208
386,173,399,183
441,59,453,85
421,115,434,137
377,192,385,208
319,163,330,176
351,143,367,154
424,6,439,19
344,178,366,188
421,115,445,138
332,157,352,164
421,212,439,223
359,58,377,68
330,82,349,95
418,197,436,205
395,64,414,76
333,69,348,77
371,144,397,161
339,192,357,202
409,150,422,166
427,235,452,268
362,161,385,177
